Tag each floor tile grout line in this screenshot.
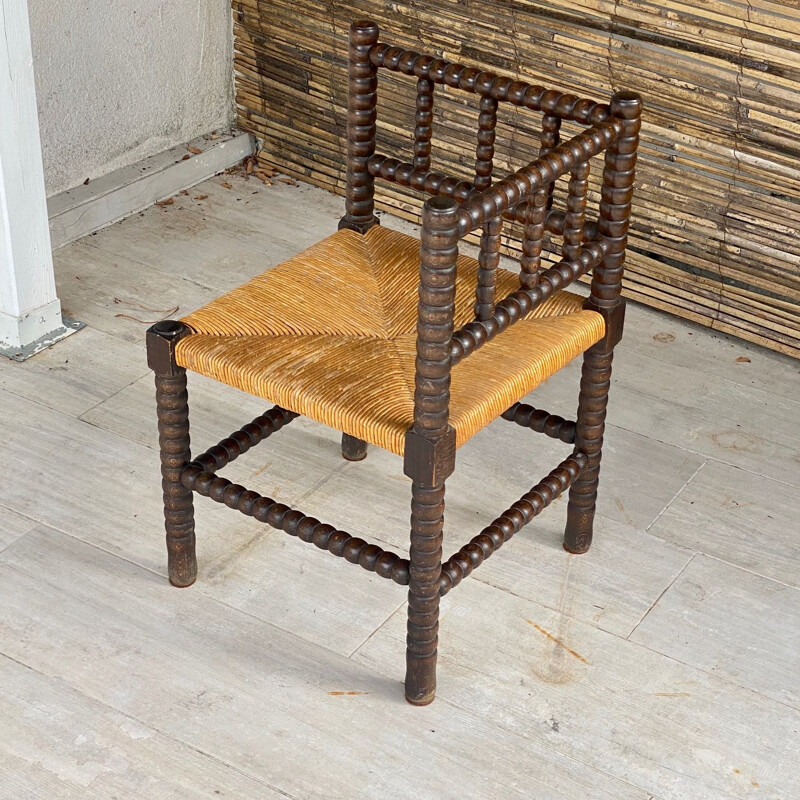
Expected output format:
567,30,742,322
290,458,352,506
610,352,800,406
645,460,709,532
470,567,663,645
700,551,800,592
0,382,167,453
8,178,796,796
626,553,697,642
698,456,800,490
76,367,153,420
621,626,800,715
370,596,800,727
606,415,800,491
0,530,34,559
0,380,129,423
347,597,408,659
30,501,796,733
6,389,798,635
0,333,151,420
346,613,660,800
0,501,41,531
0,650,301,800
624,552,698,642
0,519,396,682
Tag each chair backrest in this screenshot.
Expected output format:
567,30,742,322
338,19,641,448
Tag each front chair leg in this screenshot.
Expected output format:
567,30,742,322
564,345,613,554
405,480,445,705
147,321,197,587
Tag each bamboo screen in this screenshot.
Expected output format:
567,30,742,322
233,0,800,357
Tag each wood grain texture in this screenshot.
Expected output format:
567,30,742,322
232,0,800,357
0,652,286,799
354,576,800,800
0,527,651,800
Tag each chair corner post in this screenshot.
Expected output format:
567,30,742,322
146,320,192,377
404,196,460,706
564,91,641,556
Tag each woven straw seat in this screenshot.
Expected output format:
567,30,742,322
176,225,604,456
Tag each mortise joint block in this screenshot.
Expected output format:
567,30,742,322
338,215,381,234
584,298,625,353
403,427,456,487
146,320,191,376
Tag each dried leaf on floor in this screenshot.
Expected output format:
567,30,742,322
114,298,177,314
115,308,179,324
220,181,233,189
186,145,203,155
736,356,751,363
194,194,209,201
156,198,175,207
113,296,179,324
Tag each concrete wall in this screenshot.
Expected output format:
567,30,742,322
29,0,234,197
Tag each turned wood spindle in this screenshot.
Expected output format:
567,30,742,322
474,94,502,320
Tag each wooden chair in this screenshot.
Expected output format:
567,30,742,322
147,19,641,705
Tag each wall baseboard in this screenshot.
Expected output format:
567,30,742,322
47,131,254,249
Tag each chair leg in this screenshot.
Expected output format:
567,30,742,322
148,321,197,587
564,345,613,554
405,481,445,705
341,433,368,461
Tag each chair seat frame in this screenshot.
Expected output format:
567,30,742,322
147,19,641,706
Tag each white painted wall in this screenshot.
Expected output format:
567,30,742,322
28,0,234,197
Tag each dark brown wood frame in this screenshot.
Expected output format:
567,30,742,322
147,19,641,706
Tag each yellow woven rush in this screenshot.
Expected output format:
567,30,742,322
177,226,604,455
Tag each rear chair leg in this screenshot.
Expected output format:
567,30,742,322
564,345,612,554
147,321,197,587
341,433,368,461
565,91,641,555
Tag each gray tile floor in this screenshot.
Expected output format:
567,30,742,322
1,173,798,799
